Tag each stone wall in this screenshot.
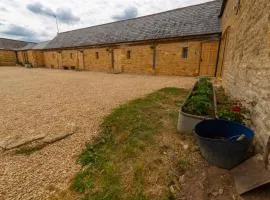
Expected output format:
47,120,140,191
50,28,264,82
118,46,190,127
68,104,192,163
16,50,45,67
119,44,154,75
156,41,202,76
35,51,45,67
61,50,78,68
42,38,219,76
44,51,59,69
84,47,111,71
0,50,17,66
220,0,270,147
27,51,35,67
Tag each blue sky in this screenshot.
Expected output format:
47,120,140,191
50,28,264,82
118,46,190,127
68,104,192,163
0,0,212,42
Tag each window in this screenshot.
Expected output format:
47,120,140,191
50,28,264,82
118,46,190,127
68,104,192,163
96,52,99,59
127,50,131,59
70,53,73,59
182,47,188,59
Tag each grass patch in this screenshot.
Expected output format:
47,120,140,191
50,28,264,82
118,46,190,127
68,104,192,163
71,87,189,200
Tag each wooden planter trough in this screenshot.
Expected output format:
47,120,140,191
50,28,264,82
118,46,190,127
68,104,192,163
177,79,217,134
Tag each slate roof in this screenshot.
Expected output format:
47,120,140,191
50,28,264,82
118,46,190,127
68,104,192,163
16,41,50,50
32,41,50,50
46,0,222,49
0,38,35,50
16,43,37,50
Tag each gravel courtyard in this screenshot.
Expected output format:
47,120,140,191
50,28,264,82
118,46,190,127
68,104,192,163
0,67,196,200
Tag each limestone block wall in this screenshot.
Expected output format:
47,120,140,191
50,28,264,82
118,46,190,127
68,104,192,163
27,50,35,66
84,47,111,71
120,44,153,74
44,51,59,69
220,0,270,147
61,50,78,68
35,51,45,67
40,36,219,76
0,50,17,66
17,51,24,64
155,41,202,76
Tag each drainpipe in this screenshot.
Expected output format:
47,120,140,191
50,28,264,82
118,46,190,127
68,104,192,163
111,48,114,72
57,51,60,68
151,42,157,73
76,50,79,70
215,36,222,77
15,51,18,65
81,50,85,70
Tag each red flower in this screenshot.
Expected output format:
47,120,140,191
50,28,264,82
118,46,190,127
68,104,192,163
232,104,241,113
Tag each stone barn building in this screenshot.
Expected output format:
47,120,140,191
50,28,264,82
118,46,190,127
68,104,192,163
16,41,49,68
0,38,35,66
43,0,222,76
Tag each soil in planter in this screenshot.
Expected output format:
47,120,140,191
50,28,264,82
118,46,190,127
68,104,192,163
182,77,215,117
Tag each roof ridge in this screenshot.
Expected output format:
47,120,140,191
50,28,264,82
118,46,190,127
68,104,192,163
59,0,217,35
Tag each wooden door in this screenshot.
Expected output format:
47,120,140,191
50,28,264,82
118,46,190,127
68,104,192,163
199,41,219,76
77,50,85,70
57,52,62,69
23,52,28,64
113,48,123,73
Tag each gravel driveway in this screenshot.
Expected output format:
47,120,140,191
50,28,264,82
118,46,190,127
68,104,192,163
0,67,196,200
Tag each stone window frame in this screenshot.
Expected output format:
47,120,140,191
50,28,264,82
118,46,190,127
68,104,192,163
182,47,189,59
96,52,99,59
127,50,131,59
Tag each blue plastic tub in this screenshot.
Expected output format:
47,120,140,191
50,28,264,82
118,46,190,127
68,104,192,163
194,119,254,169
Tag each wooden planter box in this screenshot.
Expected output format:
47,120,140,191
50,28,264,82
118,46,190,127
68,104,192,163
177,80,217,134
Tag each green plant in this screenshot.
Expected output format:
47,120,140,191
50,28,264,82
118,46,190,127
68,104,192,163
218,109,244,123
183,77,214,116
216,86,247,124
185,94,212,115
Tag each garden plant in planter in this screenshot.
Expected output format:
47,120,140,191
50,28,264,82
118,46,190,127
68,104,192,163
177,77,216,133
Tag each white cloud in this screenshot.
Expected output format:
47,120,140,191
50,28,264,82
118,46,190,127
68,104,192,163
27,2,80,24
0,0,212,42
112,6,138,21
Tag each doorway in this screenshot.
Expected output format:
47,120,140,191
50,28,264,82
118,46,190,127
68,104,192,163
199,41,219,76
23,51,28,64
113,48,123,73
